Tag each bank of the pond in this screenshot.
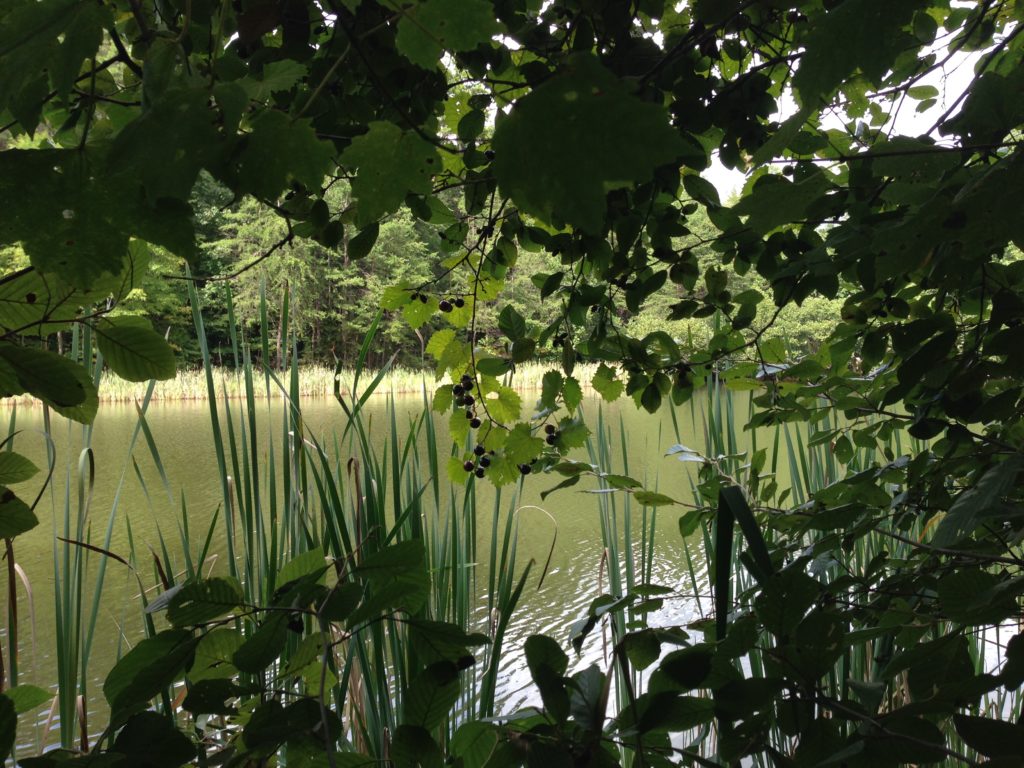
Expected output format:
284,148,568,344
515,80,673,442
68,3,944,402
0,362,601,405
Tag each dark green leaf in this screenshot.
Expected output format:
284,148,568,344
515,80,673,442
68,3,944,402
0,487,38,538
347,223,379,261
404,662,460,730
95,319,176,382
103,630,198,724
232,613,289,674
166,577,244,627
0,451,38,485
111,711,197,768
492,53,683,234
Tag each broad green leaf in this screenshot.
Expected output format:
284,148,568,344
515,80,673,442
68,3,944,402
278,547,328,586
0,451,38,484
492,53,684,234
481,382,521,423
283,633,326,678
240,60,307,100
475,356,512,376
349,540,430,624
0,149,129,284
232,613,290,674
556,420,589,449
933,455,1024,546
395,0,503,69
633,491,677,507
732,172,833,234
621,630,662,671
562,376,583,413
111,711,197,768
450,722,498,768
237,110,335,200
103,629,198,723
497,305,527,341
182,678,243,716
95,318,176,382
407,619,489,665
793,0,924,105
47,351,99,425
754,568,820,637
189,628,244,682
504,423,542,464
341,121,440,226
320,581,364,623
381,284,412,310
618,691,714,735
751,105,816,165
347,223,379,261
5,684,51,714
167,577,244,627
525,635,570,722
0,487,38,538
403,294,438,328
448,454,470,485
0,241,150,333
0,342,92,411
953,713,1024,758
110,88,221,203
591,363,624,402
403,662,460,730
432,384,453,413
50,1,111,100
541,370,563,410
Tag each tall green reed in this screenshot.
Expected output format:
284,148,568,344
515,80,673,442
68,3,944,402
179,278,535,757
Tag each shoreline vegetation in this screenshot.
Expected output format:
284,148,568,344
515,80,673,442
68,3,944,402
0,362,602,406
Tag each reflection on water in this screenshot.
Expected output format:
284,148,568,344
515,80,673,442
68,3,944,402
3,391,726,743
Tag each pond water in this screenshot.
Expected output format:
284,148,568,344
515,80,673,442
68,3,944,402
2,390,750,749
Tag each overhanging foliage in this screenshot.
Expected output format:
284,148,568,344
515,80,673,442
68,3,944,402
2,0,1024,765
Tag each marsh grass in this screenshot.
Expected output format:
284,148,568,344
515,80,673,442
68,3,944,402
0,362,602,407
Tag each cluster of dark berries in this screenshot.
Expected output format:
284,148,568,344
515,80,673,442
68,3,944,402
544,423,561,445
438,296,465,313
453,373,482,428
463,443,495,478
410,291,429,303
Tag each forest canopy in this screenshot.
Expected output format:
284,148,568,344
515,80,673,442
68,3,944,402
2,0,1023,480
3,0,1024,765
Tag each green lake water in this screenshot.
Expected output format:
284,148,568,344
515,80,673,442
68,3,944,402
2,391,738,748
